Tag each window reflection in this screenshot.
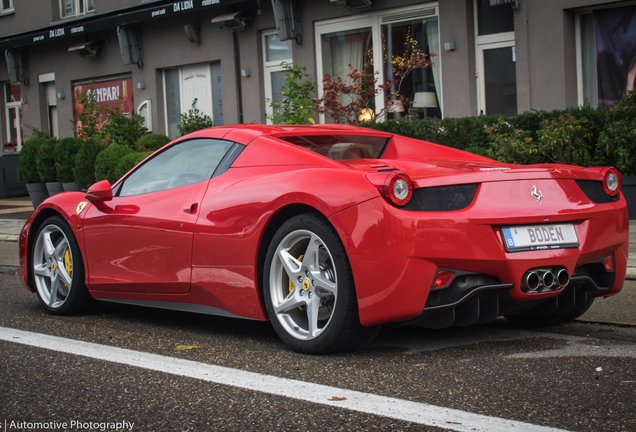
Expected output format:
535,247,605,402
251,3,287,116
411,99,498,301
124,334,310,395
382,18,440,119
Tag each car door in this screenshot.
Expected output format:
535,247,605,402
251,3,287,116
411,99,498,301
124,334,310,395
82,138,234,294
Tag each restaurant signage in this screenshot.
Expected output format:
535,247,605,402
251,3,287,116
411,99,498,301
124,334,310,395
0,0,240,51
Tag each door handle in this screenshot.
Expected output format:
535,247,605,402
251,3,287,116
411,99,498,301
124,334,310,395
183,203,198,214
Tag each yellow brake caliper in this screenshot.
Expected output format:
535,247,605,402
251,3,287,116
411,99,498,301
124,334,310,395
63,248,73,287
289,255,304,310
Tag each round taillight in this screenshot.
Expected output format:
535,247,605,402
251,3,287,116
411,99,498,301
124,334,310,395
386,173,413,206
603,167,622,196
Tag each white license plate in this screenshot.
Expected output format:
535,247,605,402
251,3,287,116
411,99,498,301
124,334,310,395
502,224,579,252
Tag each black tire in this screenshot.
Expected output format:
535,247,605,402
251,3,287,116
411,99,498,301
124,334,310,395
263,213,379,354
31,215,93,315
505,297,595,327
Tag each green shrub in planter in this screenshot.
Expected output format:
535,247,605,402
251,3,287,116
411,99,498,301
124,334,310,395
55,137,83,182
36,137,59,183
135,134,171,152
113,151,152,180
95,143,133,184
18,137,46,183
177,99,214,136
74,138,107,189
102,105,147,148
597,91,636,176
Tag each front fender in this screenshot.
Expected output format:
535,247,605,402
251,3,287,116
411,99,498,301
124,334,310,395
18,192,91,291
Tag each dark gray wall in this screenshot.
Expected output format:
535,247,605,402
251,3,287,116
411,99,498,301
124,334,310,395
0,0,54,36
17,7,240,138
439,0,477,117
4,0,636,145
519,0,620,111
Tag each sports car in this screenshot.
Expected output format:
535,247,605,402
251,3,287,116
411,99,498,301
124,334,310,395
18,124,629,354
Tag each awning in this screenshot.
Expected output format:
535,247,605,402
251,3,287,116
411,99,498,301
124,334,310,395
489,0,518,5
0,0,250,51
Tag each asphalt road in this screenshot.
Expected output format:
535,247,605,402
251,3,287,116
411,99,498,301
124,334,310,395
1,273,635,432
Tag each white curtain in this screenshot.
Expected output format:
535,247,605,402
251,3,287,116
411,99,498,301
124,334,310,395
580,14,598,107
328,31,369,113
331,32,367,80
426,20,442,115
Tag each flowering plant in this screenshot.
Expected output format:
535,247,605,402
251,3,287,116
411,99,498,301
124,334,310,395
313,31,434,125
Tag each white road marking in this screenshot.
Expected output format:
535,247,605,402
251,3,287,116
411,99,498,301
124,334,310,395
0,206,33,215
0,326,569,432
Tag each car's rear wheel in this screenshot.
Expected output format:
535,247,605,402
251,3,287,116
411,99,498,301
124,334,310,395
31,215,92,315
264,213,378,354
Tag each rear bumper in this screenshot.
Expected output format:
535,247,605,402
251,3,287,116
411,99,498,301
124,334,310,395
330,185,629,327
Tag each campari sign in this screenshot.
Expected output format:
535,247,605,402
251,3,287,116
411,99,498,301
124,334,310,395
73,77,134,132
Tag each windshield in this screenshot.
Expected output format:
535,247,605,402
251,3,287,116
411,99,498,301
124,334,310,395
278,135,389,161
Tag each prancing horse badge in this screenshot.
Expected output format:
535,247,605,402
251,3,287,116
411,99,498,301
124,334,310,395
531,185,542,204
76,201,88,215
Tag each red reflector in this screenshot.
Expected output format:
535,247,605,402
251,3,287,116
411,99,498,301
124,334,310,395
603,255,614,271
433,270,455,288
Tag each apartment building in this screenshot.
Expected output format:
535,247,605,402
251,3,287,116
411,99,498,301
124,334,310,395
0,0,634,151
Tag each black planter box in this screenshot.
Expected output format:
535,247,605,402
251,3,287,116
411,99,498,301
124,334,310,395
623,176,636,220
0,153,28,198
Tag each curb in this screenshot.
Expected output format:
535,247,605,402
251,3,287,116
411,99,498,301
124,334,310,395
0,266,18,274
0,235,19,242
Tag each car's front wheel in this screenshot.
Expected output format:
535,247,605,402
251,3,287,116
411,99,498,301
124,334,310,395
31,215,93,315
263,213,378,354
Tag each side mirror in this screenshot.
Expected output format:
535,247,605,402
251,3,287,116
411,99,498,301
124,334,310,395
85,180,113,203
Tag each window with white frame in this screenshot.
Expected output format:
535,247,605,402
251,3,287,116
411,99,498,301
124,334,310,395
60,0,95,19
4,82,24,152
474,0,516,116
576,5,636,108
1,0,14,14
315,4,441,123
263,30,293,124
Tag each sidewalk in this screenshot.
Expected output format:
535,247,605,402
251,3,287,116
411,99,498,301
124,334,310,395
0,197,633,325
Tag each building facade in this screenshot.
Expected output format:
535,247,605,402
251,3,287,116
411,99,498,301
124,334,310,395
0,0,634,151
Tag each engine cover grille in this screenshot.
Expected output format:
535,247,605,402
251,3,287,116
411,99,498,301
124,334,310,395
402,183,479,212
575,180,619,204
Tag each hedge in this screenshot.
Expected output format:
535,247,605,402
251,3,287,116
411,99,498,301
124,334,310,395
36,138,59,183
362,91,636,176
74,138,107,189
55,137,83,182
113,151,152,180
135,134,171,152
95,143,133,184
18,137,46,183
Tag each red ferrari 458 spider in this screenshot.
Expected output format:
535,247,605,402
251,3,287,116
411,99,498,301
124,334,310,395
18,124,628,354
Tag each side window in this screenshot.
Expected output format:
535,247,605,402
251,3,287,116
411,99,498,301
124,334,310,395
118,139,233,197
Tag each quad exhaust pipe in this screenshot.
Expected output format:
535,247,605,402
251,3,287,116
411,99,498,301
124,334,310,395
521,268,569,292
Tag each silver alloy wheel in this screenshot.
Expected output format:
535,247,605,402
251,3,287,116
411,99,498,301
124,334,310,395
32,224,74,309
269,229,338,341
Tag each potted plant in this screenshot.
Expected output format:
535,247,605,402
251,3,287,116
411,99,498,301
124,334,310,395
74,138,107,190
113,151,151,180
135,133,170,152
3,141,17,154
55,137,83,191
95,143,133,183
18,137,49,208
37,137,64,196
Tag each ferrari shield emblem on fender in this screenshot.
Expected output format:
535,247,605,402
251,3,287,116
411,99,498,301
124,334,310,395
531,185,542,204
76,201,88,215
